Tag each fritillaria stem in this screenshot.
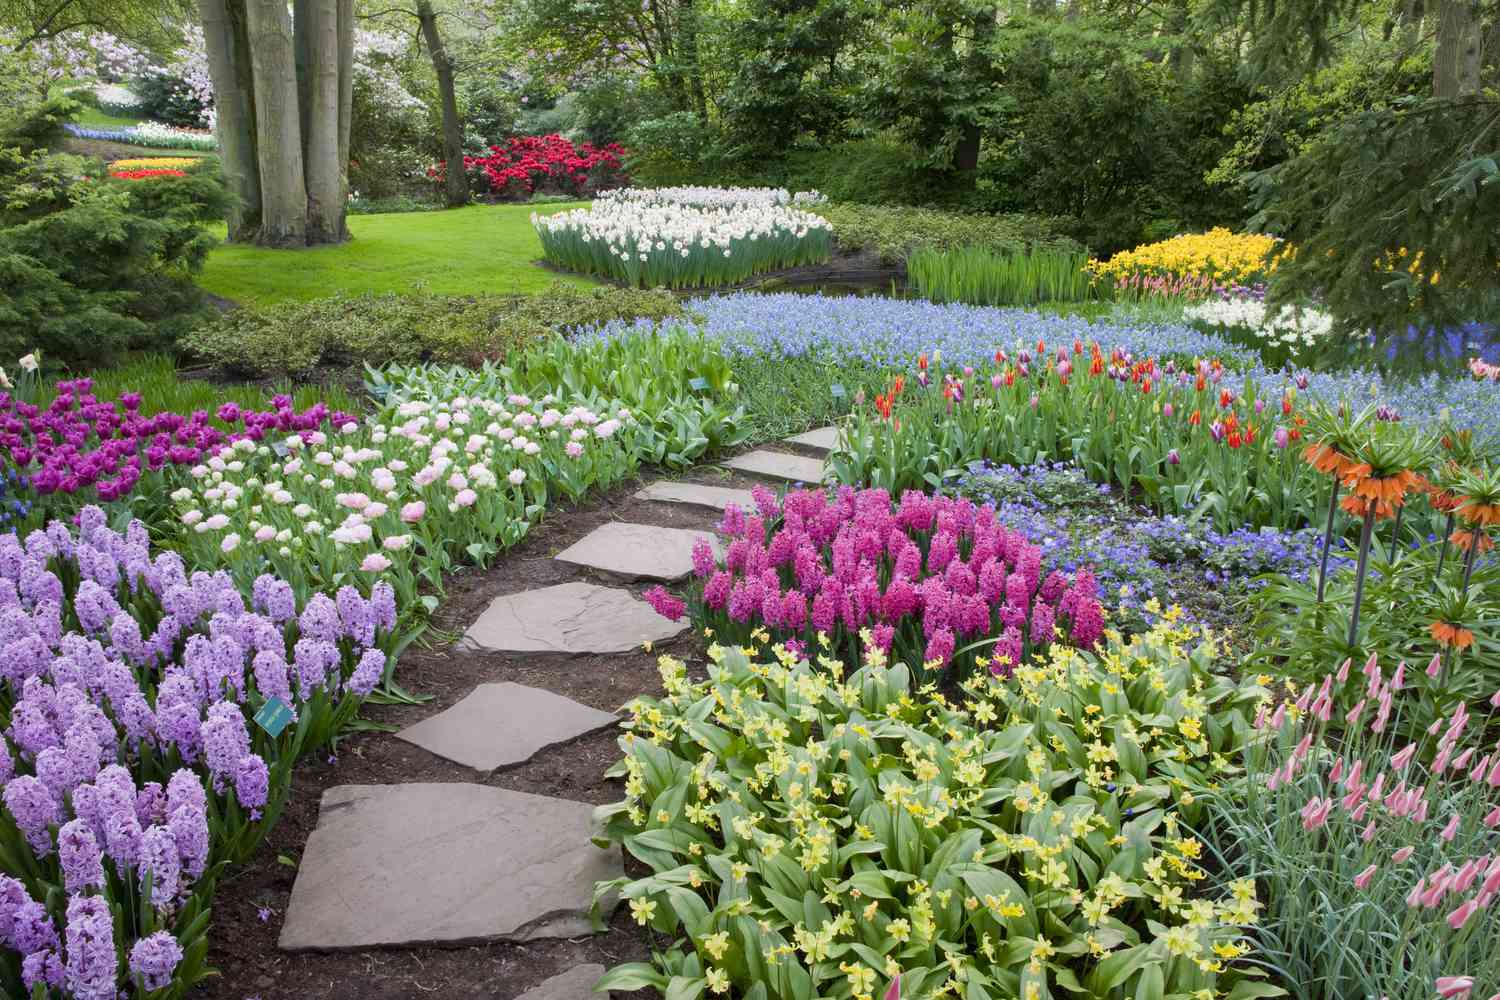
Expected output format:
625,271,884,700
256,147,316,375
1317,478,1341,603
1347,506,1377,649
1434,511,1456,581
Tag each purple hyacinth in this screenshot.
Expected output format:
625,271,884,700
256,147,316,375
139,824,182,906
5,774,61,854
64,893,116,1000
233,754,270,812
298,593,342,644
22,949,63,991
57,819,105,893
347,648,385,698
202,701,251,787
13,898,60,955
252,574,297,621
128,930,184,991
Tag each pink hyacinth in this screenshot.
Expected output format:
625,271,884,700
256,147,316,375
642,586,685,622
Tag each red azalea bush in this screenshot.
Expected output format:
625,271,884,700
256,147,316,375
645,484,1107,682
430,134,628,200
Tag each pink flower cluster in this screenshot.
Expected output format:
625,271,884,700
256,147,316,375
646,485,1105,678
1469,358,1500,383
438,134,627,200
1259,651,1500,997
0,383,344,503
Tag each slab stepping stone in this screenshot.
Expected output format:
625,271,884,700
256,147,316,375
397,682,618,772
721,449,828,484
784,426,841,454
279,783,620,952
518,965,607,1000
554,522,721,581
460,582,686,655
635,480,757,511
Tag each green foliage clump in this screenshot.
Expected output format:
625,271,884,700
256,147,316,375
182,282,686,376
0,99,228,366
907,247,1095,306
821,203,1083,264
595,629,1277,1000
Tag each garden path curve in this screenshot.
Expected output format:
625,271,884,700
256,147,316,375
275,433,834,965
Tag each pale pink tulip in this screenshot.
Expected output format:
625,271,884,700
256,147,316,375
1354,863,1379,889
1392,846,1415,863
1435,975,1473,999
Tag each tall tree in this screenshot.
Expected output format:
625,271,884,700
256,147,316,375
415,0,468,207
198,0,354,246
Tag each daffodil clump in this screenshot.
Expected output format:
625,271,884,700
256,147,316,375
1088,229,1286,289
593,622,1281,1000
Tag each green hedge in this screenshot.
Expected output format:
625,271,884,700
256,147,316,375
182,282,686,376
823,203,1086,265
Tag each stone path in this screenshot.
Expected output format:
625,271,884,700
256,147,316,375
517,965,608,1000
460,581,687,654
279,784,620,951
278,433,835,963
634,480,756,511
554,521,724,581
784,425,840,454
721,448,829,484
397,682,619,773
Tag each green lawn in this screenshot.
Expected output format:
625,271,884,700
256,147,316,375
198,202,597,306
75,105,147,128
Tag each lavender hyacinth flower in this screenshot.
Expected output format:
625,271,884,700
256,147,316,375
128,930,184,991
22,948,64,991
201,701,251,788
139,824,182,906
166,770,209,880
234,754,270,812
12,898,60,955
347,648,386,698
336,585,377,647
252,573,297,622
57,819,105,893
64,894,117,1000
370,581,396,633
298,593,342,644
0,874,32,947
4,774,62,854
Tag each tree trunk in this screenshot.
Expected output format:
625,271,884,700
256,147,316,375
245,0,309,246
297,0,347,243
417,0,470,208
1434,0,1483,97
199,0,261,240
337,0,353,171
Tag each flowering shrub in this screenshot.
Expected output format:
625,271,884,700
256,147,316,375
594,627,1272,1000
439,134,627,199
0,379,341,523
1207,653,1500,998
1088,228,1286,291
646,485,1106,682
62,123,217,152
0,509,393,995
535,188,833,289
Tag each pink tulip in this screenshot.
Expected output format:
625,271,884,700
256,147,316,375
1490,688,1500,709
1345,759,1364,789
1361,820,1377,842
1483,806,1500,829
1329,758,1345,783
1337,657,1352,683
1345,699,1367,725
1353,863,1379,889
1434,973,1473,997
1453,747,1475,770
1489,760,1500,788
400,501,426,523
1350,800,1369,822
1392,743,1418,770
1427,653,1442,678
1391,662,1405,690
1440,814,1461,843
1446,899,1479,930
1392,846,1415,863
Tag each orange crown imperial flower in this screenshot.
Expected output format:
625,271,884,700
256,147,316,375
1449,529,1496,553
1430,621,1475,650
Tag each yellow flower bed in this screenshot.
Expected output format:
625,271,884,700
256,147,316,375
1089,228,1286,285
108,157,200,171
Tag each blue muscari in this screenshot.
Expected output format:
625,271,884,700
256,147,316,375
580,292,1500,450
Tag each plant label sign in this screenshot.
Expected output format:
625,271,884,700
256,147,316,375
254,697,295,738
688,377,710,392
830,383,846,399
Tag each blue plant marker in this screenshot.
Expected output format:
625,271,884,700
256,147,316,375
253,697,295,738
688,376,709,391
830,383,846,399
